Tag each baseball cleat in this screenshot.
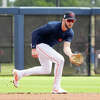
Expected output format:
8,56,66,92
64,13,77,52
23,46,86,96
52,88,67,94
12,69,19,88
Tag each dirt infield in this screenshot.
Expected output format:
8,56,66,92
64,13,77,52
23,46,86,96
0,93,100,100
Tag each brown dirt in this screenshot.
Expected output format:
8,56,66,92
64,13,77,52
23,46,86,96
0,93,100,100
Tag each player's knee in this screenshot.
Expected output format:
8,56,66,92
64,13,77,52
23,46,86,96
43,69,51,74
58,55,64,63
42,67,51,74
45,69,51,74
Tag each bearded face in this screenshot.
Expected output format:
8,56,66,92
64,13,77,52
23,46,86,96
64,19,75,29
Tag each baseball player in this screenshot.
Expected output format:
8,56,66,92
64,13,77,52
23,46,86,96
13,11,76,94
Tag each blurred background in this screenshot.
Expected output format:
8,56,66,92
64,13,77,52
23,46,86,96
0,0,99,7
0,0,100,76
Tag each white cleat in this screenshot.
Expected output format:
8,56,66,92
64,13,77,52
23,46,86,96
12,69,19,88
52,88,67,94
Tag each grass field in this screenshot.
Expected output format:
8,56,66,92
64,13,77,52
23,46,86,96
0,76,100,93
0,64,100,94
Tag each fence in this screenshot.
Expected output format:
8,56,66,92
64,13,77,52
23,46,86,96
0,7,100,76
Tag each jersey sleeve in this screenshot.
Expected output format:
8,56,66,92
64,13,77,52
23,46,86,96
32,23,53,48
32,30,40,48
64,30,74,42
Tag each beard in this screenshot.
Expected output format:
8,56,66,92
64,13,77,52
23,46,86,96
65,23,73,29
65,23,69,29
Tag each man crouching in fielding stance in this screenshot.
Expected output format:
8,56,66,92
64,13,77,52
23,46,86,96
13,11,76,94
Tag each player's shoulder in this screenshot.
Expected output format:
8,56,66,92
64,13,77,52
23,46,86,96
48,21,60,24
68,28,74,34
66,28,74,36
47,21,61,29
48,21,61,26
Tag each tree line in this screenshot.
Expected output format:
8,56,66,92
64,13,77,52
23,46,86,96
12,0,100,7
0,0,100,7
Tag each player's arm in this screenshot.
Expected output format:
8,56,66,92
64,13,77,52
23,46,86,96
64,41,84,66
32,23,53,49
63,41,73,57
32,23,53,58
31,30,39,58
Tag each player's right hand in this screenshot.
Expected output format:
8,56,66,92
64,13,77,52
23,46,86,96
32,49,38,58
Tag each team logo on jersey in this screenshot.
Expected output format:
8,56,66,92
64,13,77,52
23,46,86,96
58,38,63,42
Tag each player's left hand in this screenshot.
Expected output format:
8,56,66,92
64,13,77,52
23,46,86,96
69,53,84,66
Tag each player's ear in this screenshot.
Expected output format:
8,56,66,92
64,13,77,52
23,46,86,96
62,18,65,22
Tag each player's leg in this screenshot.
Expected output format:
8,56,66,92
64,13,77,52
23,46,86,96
36,43,67,94
17,54,52,77
13,44,52,87
13,43,66,93
52,52,67,93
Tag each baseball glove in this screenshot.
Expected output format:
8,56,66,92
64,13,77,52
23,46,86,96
69,53,84,66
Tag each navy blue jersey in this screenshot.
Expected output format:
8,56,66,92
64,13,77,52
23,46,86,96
32,21,74,48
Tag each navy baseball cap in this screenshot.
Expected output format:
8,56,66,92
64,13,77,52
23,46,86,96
64,11,76,20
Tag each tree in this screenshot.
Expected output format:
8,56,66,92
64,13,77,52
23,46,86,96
13,0,100,7
95,0,100,7
60,0,91,7
14,0,55,7
0,0,2,6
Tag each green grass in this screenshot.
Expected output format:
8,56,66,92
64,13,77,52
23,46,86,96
0,76,100,93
